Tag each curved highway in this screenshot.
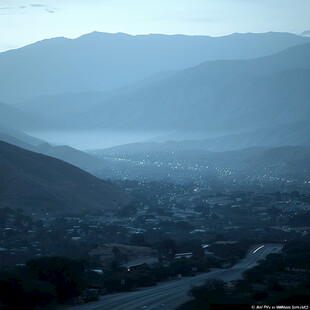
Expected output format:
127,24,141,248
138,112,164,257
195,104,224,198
70,244,282,310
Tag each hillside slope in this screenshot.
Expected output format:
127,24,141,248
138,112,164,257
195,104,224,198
0,125,110,176
0,141,130,215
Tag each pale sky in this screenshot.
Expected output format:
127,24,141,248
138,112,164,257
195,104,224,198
1,0,310,52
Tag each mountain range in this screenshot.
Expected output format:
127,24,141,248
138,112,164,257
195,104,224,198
1,31,310,103
11,41,310,151
1,31,310,153
101,120,310,153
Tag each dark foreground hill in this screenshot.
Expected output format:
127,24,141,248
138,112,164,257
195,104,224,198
0,124,111,176
32,143,111,176
0,141,130,215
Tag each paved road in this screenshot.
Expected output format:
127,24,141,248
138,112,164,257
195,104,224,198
71,244,282,310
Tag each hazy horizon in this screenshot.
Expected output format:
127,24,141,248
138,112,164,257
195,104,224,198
1,30,310,54
1,0,310,52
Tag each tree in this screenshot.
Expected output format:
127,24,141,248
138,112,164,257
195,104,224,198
0,270,56,309
24,256,86,303
192,245,205,260
112,246,121,264
158,239,177,260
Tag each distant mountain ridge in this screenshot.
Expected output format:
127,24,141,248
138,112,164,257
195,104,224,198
0,102,39,129
1,31,310,102
14,42,310,151
244,146,310,170
99,120,310,154
2,32,310,153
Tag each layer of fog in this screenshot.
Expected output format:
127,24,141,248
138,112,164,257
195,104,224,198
25,130,228,151
25,130,166,150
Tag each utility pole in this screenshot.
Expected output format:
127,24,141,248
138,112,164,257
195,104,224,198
0,248,7,269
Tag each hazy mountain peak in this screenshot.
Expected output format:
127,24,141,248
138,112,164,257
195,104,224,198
77,31,132,40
